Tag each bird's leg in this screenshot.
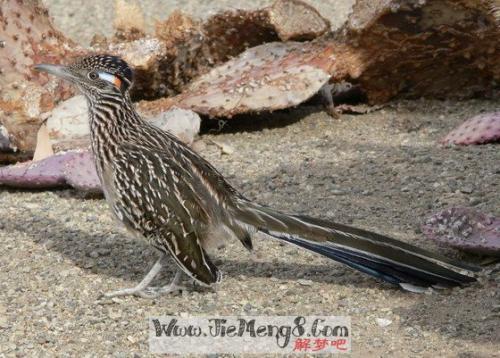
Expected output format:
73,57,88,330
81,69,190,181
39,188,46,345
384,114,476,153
102,256,165,298
142,269,187,297
102,255,190,299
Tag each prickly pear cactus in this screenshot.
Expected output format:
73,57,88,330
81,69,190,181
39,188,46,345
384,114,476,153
440,111,500,145
62,151,101,193
152,1,330,97
140,41,336,117
422,207,500,256
0,150,100,192
0,0,82,156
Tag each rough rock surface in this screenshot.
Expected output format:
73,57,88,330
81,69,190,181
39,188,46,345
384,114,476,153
148,107,200,145
46,96,201,151
46,95,89,152
336,0,500,103
148,0,330,97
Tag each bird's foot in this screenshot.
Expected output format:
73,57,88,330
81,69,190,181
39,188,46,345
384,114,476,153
100,282,187,299
99,268,187,299
139,282,188,298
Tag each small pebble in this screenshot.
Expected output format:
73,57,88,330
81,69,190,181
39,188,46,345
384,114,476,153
376,318,393,327
460,186,474,194
468,197,482,206
297,279,313,286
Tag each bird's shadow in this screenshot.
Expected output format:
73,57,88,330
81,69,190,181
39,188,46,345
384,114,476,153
5,206,385,291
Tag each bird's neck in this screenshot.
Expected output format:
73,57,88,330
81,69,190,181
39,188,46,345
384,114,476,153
87,92,142,165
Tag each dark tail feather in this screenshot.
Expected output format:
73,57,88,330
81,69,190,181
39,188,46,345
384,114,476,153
235,201,479,290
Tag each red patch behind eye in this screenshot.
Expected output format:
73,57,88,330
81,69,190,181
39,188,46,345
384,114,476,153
113,76,122,88
97,72,123,89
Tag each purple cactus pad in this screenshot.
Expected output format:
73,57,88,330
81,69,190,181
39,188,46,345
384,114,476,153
0,150,101,193
422,207,500,256
440,111,500,145
0,154,69,188
63,150,101,193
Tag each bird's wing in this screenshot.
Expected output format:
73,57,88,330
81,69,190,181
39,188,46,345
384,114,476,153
128,124,254,249
111,142,221,285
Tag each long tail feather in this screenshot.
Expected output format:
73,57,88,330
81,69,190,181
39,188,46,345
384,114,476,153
234,201,479,290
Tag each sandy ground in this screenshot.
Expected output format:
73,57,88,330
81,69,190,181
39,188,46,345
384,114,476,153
1,101,499,357
1,1,499,357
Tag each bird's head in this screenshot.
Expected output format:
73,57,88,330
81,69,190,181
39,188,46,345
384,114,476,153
34,54,133,99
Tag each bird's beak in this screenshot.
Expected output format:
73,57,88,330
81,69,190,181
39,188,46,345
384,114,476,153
34,64,76,82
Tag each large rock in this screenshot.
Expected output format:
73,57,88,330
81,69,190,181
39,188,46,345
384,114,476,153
45,95,90,152
148,0,330,97
45,95,201,151
337,0,500,103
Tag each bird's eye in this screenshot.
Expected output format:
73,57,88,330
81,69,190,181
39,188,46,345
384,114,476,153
88,71,98,80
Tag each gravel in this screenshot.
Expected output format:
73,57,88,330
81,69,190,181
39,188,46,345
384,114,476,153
1,99,498,357
2,0,499,356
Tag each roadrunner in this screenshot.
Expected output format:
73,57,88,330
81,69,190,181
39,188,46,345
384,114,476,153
35,55,478,297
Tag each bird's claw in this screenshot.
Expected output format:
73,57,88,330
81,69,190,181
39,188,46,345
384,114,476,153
138,284,187,298
99,283,187,299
